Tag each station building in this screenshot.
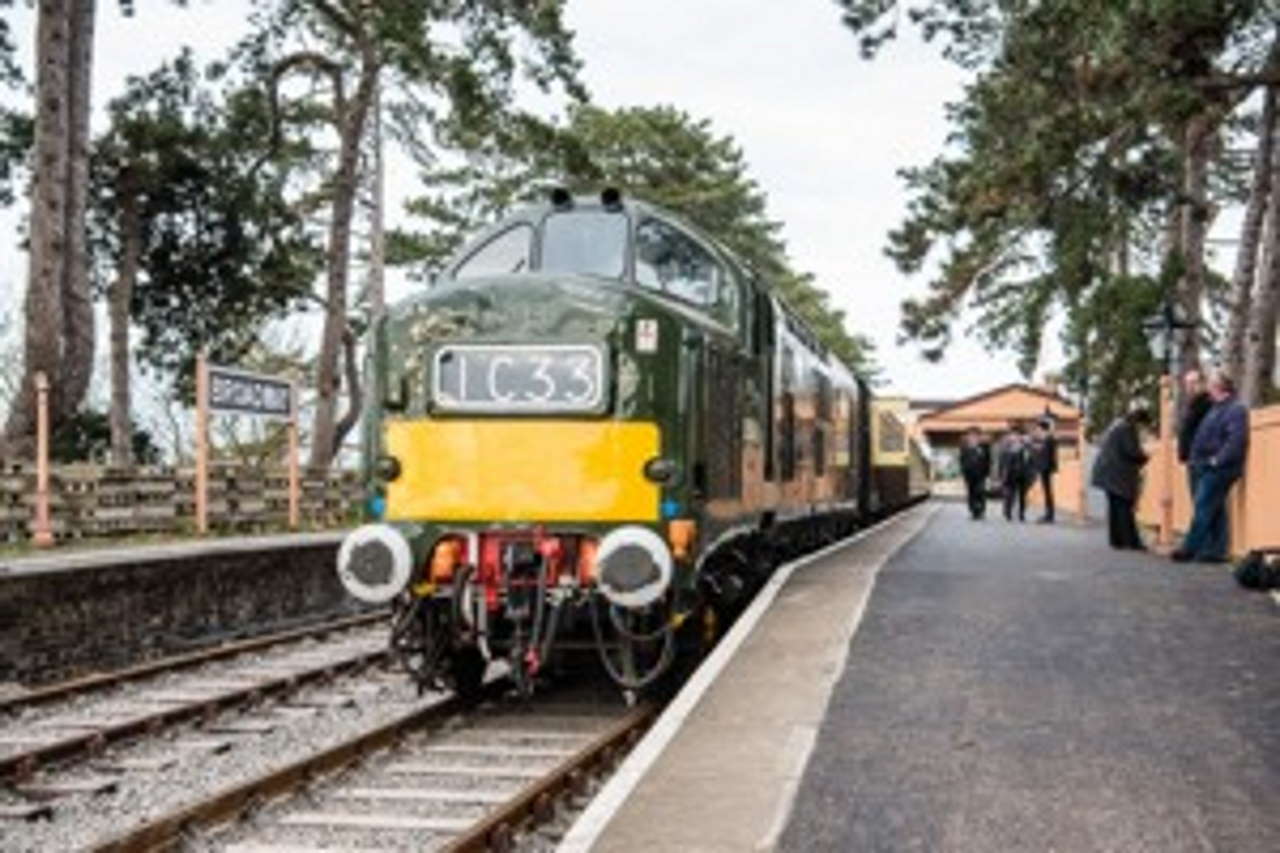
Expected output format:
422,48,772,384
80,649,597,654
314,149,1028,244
911,383,1082,479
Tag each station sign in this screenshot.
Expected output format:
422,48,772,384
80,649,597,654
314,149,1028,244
195,354,300,535
207,365,294,419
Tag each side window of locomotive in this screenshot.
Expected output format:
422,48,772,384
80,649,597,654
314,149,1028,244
453,224,533,279
814,370,832,421
779,345,797,481
635,219,736,327
541,210,628,278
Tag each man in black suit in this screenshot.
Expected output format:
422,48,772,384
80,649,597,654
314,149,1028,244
959,427,992,520
1177,368,1212,501
1033,418,1059,523
998,424,1032,522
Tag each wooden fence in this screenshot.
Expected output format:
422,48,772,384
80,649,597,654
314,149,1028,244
1033,403,1280,556
0,462,362,543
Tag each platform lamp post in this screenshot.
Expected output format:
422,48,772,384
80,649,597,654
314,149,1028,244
1142,299,1198,550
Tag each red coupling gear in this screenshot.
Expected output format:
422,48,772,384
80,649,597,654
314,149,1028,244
537,537,563,561
524,647,541,676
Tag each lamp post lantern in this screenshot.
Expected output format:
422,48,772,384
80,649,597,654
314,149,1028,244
1141,298,1197,375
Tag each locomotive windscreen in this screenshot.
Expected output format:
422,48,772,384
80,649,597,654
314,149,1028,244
541,210,627,278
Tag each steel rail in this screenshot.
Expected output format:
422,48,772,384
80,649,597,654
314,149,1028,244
90,681,506,853
0,609,388,715
443,702,657,853
0,643,391,784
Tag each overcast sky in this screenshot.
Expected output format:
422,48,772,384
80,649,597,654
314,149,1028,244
4,1,1238,401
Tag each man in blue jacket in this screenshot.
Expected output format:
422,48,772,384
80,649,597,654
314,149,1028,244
1173,371,1250,564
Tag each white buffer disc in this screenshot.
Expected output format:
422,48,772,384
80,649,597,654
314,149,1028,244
596,525,673,609
336,523,413,604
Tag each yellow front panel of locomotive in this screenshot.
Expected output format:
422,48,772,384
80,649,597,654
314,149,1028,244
383,419,661,522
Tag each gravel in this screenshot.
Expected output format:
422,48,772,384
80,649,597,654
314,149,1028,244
200,688,628,852
0,630,418,852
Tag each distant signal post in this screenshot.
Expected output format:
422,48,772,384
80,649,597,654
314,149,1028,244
195,353,300,534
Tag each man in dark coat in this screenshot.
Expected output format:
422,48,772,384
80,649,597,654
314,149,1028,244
1173,372,1250,564
1177,368,1212,500
959,427,992,520
998,425,1032,522
1090,408,1151,549
1032,417,1059,523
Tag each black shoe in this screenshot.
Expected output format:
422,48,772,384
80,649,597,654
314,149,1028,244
1036,517,1053,524
1197,555,1227,565
1171,550,1193,563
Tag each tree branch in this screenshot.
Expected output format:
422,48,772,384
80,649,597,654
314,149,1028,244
306,0,360,40
248,50,348,180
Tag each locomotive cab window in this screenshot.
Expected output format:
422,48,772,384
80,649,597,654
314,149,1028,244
635,218,738,329
454,224,533,279
540,210,628,278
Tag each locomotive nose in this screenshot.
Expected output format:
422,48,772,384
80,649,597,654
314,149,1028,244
337,524,413,604
596,526,673,609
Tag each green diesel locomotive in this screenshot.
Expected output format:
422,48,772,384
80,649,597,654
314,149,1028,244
336,189,929,696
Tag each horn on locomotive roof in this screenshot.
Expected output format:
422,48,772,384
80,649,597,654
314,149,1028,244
600,186,623,210
549,187,573,209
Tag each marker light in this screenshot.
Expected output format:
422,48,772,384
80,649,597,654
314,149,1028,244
644,457,679,484
375,455,402,482
430,538,463,584
577,539,599,585
667,519,697,561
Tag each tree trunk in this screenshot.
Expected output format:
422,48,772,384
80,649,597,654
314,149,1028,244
2,1,72,459
1224,88,1278,383
1176,113,1213,380
56,0,96,426
330,326,362,460
1244,129,1280,406
108,174,140,465
308,52,379,470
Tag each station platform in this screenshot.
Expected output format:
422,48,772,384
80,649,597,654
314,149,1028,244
563,501,1280,852
1,530,353,686
0,529,345,578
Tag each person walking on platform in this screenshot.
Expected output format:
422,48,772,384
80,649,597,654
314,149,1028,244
1173,372,1249,564
1032,418,1059,523
1090,408,1151,549
998,425,1032,522
959,427,992,520
1177,368,1212,501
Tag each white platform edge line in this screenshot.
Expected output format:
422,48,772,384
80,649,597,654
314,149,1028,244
556,501,937,853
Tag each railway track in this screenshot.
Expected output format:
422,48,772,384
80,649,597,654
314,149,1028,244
87,684,654,853
0,610,392,817
0,610,388,717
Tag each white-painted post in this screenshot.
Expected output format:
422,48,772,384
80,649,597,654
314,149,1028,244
288,380,300,530
195,351,209,535
32,372,53,548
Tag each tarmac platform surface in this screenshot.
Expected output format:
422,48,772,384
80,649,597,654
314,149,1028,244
569,501,1280,852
